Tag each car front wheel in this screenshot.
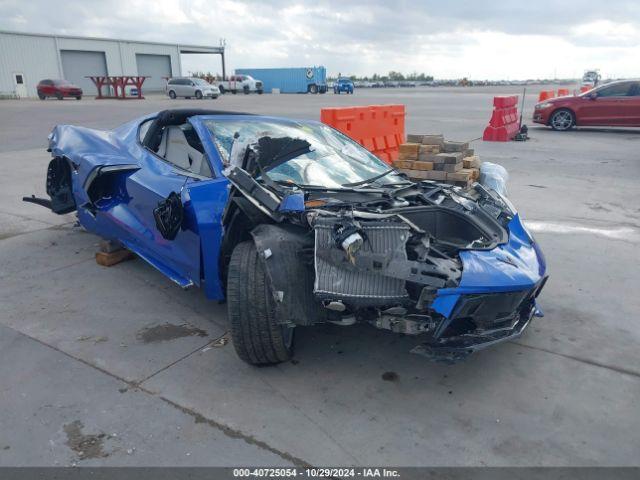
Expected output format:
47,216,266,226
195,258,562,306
227,241,294,365
38,92,46,100
550,108,575,131
168,90,177,99
195,90,203,99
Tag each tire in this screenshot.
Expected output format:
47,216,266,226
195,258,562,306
195,90,203,99
227,241,294,365
211,95,218,99
38,92,46,100
169,90,177,99
75,96,82,100
243,85,250,95
219,85,225,94
309,84,318,94
549,108,575,131
231,90,237,95
56,93,63,100
257,89,263,95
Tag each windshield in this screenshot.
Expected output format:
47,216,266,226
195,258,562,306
204,119,404,189
193,78,210,85
54,80,72,86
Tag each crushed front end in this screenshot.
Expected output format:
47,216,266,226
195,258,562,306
305,193,547,362
222,132,547,362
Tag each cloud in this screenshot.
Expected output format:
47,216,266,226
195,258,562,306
1,0,639,79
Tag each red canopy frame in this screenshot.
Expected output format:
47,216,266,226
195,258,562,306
86,76,148,99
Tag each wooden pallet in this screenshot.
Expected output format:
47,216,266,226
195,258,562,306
95,240,135,267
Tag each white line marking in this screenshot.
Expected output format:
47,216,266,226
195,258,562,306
525,221,639,241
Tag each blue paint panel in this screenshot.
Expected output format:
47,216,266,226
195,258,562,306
278,192,305,212
431,294,461,318
432,214,546,317
186,178,229,300
235,67,327,93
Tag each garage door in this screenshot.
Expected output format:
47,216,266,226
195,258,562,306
60,50,108,96
136,54,172,92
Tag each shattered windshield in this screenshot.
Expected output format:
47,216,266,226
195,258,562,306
204,119,404,189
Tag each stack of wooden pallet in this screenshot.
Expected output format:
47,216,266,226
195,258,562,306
394,134,481,188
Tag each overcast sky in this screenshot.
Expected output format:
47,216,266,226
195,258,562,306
1,0,638,79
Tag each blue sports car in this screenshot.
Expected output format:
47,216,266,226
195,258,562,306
25,109,547,365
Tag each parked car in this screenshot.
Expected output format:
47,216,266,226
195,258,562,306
165,78,220,99
533,79,640,130
25,109,547,365
333,78,354,94
37,79,82,100
218,75,263,94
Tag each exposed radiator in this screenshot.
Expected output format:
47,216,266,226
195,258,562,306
313,218,409,307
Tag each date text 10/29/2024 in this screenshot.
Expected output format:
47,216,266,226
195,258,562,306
233,468,401,478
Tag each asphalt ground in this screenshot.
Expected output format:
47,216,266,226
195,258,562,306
0,86,639,467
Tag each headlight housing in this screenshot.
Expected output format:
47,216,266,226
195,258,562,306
535,102,554,110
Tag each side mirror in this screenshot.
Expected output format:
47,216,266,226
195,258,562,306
587,92,598,100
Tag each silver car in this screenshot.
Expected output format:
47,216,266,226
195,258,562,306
166,77,220,99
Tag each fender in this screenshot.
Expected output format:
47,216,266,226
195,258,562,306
249,224,322,326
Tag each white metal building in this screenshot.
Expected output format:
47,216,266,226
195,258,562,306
0,30,225,98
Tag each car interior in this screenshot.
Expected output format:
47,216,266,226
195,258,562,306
141,109,251,178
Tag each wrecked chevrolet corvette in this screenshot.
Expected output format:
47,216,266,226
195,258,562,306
25,109,547,365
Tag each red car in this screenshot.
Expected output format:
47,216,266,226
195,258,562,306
533,80,640,131
37,79,83,100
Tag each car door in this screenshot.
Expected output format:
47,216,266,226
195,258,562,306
41,79,52,96
124,118,228,296
626,82,640,126
579,82,633,126
123,155,199,288
171,78,183,97
121,121,208,287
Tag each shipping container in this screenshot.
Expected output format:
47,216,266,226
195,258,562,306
234,66,327,94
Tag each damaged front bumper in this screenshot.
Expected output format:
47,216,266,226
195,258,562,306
411,281,546,362
410,214,547,362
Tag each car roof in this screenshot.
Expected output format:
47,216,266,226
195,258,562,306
143,109,254,150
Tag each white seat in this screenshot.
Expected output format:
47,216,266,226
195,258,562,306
158,126,205,174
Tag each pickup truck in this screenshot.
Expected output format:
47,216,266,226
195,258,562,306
218,75,263,94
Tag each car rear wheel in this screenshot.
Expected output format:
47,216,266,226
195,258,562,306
38,92,46,100
56,93,63,100
75,96,82,100
227,241,294,365
550,108,575,131
195,90,203,99
168,90,176,99
219,85,225,94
